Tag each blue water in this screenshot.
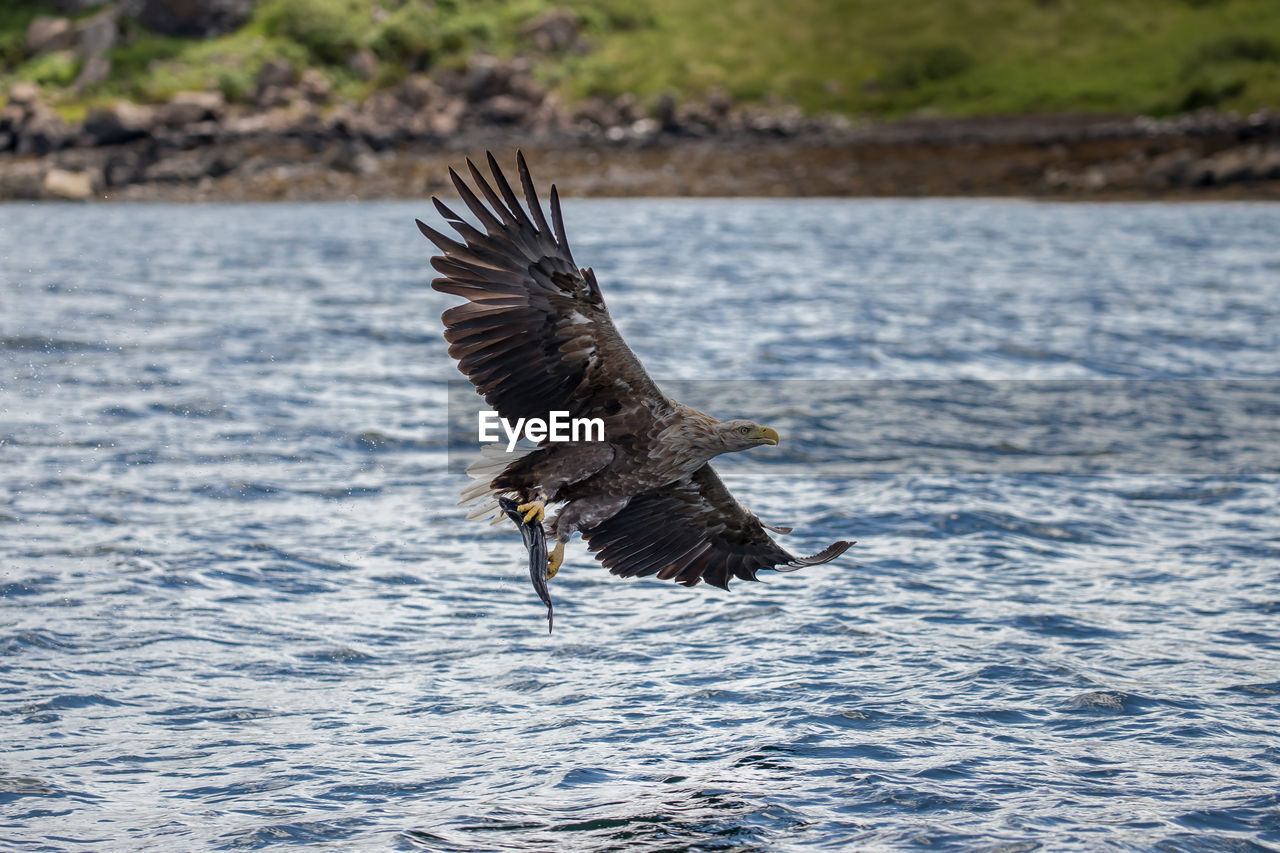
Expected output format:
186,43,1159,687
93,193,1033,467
2,198,1279,851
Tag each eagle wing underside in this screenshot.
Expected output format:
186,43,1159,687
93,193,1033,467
582,465,853,589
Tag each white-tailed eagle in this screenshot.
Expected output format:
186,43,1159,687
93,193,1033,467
417,153,852,628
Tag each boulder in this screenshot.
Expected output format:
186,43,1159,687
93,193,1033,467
328,140,378,176
572,97,614,130
520,8,581,53
479,94,530,125
653,93,677,130
256,58,298,91
75,6,119,55
347,49,378,81
154,91,225,127
136,0,254,37
394,75,439,110
298,68,331,104
611,93,641,123
83,101,155,146
461,55,511,103
103,149,151,187
144,149,228,182
1259,147,1280,180
0,161,46,199
25,16,76,56
43,168,95,200
0,104,24,144
252,85,296,109
705,88,732,118
1206,147,1259,184
7,82,42,107
15,107,69,155
49,0,115,11
76,53,113,90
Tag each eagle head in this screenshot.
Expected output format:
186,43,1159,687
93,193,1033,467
717,419,780,452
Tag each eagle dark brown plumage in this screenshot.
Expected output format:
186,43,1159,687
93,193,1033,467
418,152,852,600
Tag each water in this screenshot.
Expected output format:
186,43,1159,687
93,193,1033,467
2,198,1279,851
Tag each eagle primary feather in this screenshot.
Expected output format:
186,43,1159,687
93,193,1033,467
420,152,852,604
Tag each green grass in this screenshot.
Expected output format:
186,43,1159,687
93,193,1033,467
2,0,1279,117
556,0,1280,116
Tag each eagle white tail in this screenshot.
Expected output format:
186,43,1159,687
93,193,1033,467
459,444,535,524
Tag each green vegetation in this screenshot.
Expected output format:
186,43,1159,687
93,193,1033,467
558,0,1280,116
1,0,1279,117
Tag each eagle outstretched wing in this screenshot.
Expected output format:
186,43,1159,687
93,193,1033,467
417,151,666,427
583,465,853,589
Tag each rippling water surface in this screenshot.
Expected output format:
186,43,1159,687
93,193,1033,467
3,199,1279,851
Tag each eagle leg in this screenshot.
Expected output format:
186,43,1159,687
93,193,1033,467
516,494,548,524
547,540,565,579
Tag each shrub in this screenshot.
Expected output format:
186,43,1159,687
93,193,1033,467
17,49,80,86
1188,33,1280,68
882,41,975,91
258,0,366,64
369,6,440,63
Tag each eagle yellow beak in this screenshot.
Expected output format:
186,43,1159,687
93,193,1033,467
753,426,780,446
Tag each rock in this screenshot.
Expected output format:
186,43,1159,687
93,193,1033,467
0,161,46,199
1205,148,1258,184
103,149,151,187
252,85,293,109
83,101,154,146
347,49,378,81
136,0,254,37
1258,147,1280,180
76,53,113,90
144,149,228,183
43,168,95,200
428,98,464,136
25,16,76,56
479,94,530,125
0,104,23,136
573,97,614,130
256,59,299,91
8,82,42,107
1146,149,1194,186
298,69,332,104
508,70,545,106
155,91,225,127
48,0,113,11
15,106,69,155
394,75,439,110
521,8,581,53
461,55,530,103
654,93,677,132
675,101,716,135
705,88,732,118
75,6,119,55
629,117,660,139
612,93,640,123
328,140,378,175
71,5,118,90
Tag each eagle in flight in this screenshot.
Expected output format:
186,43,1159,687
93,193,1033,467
418,152,852,628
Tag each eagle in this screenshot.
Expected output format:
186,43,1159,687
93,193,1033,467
417,152,852,627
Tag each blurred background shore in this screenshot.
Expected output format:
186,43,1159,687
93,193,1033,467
2,0,1279,201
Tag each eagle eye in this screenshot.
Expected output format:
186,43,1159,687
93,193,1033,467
737,425,751,435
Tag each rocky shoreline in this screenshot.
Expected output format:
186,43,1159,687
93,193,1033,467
4,64,1280,201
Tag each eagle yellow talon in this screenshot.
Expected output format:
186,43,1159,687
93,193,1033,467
547,540,564,579
516,496,547,524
